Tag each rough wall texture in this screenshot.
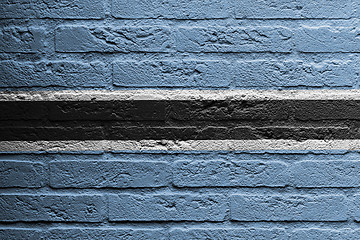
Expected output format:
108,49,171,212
2,151,360,239
1,0,360,90
1,0,360,239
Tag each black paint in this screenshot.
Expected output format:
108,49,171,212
1,100,359,140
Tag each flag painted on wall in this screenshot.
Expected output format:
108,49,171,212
1,90,360,151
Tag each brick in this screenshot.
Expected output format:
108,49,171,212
290,161,360,187
235,0,354,19
353,195,360,221
172,160,288,187
113,60,231,87
55,26,173,53
0,229,43,240
0,27,45,53
112,0,230,19
46,101,166,121
168,100,293,121
296,26,360,52
292,101,360,121
0,102,46,120
0,161,45,188
0,195,106,222
109,194,226,221
170,228,287,240
176,26,294,52
48,228,166,240
0,61,108,88
230,195,347,221
235,60,355,88
0,0,104,19
50,160,169,188
0,126,108,141
291,229,360,240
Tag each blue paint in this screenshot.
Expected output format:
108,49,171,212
0,0,359,90
113,60,232,87
1,0,360,238
1,151,360,238
0,61,109,88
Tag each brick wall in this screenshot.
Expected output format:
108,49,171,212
1,1,360,239
1,151,360,239
0,0,359,90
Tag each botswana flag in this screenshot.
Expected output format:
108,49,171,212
1,89,360,151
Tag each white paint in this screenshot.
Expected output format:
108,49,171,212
2,90,358,151
1,140,359,151
1,89,360,101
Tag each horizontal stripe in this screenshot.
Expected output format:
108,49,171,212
1,99,359,140
1,89,360,101
3,100,360,121
2,126,357,140
2,90,359,142
1,140,360,151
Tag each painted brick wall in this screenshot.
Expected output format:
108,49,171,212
1,1,360,239
0,0,360,90
1,151,360,239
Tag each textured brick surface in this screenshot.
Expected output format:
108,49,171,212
109,194,226,221
113,60,231,87
353,195,360,221
170,228,287,239
290,161,360,187
235,0,355,19
112,0,230,19
234,60,355,87
0,194,106,222
2,100,360,141
0,161,45,188
172,160,288,187
2,0,360,237
176,27,294,53
0,229,43,240
0,152,359,237
296,27,360,53
0,27,45,53
56,26,173,53
230,194,348,221
290,229,360,240
0,61,108,88
50,160,169,188
0,0,105,19
0,1,359,90
47,228,167,240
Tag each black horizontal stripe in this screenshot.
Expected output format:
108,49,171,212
1,100,359,140
1,126,358,141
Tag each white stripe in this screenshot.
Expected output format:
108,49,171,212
1,90,360,101
1,140,360,151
